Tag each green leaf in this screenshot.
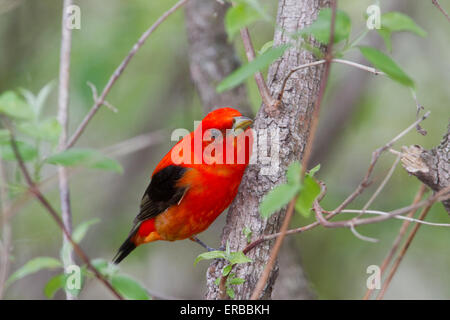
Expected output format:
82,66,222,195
258,40,274,55
359,46,415,88
300,8,351,44
217,45,290,93
194,250,227,265
61,219,100,264
44,273,65,299
0,141,38,162
377,12,426,52
295,175,320,218
46,148,123,173
222,264,232,276
0,91,34,120
308,164,321,176
260,183,300,219
20,82,54,118
242,226,252,244
111,274,150,300
225,2,261,40
228,277,246,285
6,257,62,287
91,258,109,275
18,118,62,143
228,251,252,265
286,161,302,186
226,286,235,299
73,218,100,243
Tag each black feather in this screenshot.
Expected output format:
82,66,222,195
113,165,189,264
112,226,138,264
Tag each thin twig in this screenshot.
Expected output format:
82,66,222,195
376,201,434,300
363,184,427,300
250,0,338,300
2,119,123,300
432,0,450,22
66,0,188,148
240,27,276,108
277,58,384,102
57,0,76,300
315,185,450,228
331,111,430,215
356,155,401,220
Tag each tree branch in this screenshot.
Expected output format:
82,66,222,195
184,0,253,116
400,121,450,213
57,0,75,300
66,0,188,149
2,119,123,300
205,0,332,300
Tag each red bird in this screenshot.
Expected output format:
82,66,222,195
113,107,253,264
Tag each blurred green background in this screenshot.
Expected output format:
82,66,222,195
0,0,448,299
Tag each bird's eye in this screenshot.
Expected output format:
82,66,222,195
204,128,223,141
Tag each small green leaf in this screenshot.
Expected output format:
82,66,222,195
308,164,321,176
91,258,109,275
225,2,261,40
6,257,62,287
194,251,227,265
260,183,300,218
286,161,302,186
44,273,65,299
217,45,290,93
359,46,415,88
258,40,274,55
0,141,38,162
222,264,232,276
228,251,252,265
242,227,252,244
300,8,351,44
20,82,54,118
111,274,150,300
73,218,100,243
0,91,34,120
295,175,320,218
228,277,246,285
46,148,123,173
377,12,426,52
226,286,235,299
215,277,221,286
18,118,62,143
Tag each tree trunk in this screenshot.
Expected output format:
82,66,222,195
205,0,330,300
185,0,316,300
184,0,252,116
401,121,450,214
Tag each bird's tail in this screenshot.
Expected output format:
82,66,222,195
112,227,138,264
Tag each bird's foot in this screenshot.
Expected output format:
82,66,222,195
190,236,222,252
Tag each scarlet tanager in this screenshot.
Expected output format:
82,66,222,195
113,107,253,264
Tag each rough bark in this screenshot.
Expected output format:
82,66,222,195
401,121,450,213
184,0,253,116
205,0,330,300
185,0,314,300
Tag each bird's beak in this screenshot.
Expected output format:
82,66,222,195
232,116,253,132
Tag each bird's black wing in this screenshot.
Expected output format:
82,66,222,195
113,165,189,264
134,165,189,224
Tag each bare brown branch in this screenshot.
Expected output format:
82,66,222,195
400,121,450,213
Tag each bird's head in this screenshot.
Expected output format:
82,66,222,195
199,107,253,138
